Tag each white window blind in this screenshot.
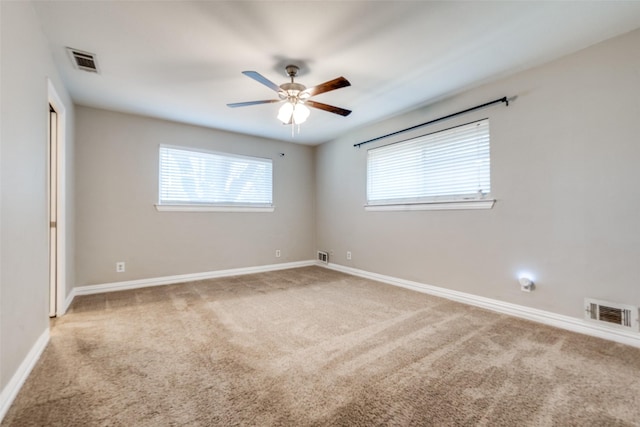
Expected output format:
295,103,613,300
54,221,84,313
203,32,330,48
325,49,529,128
159,146,273,207
367,119,490,205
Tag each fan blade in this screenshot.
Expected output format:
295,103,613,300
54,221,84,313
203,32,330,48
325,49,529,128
306,100,351,116
227,100,281,108
242,71,281,92
302,76,350,97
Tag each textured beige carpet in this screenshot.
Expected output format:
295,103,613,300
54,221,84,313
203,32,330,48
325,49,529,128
4,266,640,426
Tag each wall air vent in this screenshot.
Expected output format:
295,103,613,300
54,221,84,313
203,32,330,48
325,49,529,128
317,251,329,264
66,47,99,73
585,298,639,331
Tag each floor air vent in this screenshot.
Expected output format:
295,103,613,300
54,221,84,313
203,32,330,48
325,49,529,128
67,47,99,73
585,298,639,331
317,251,329,264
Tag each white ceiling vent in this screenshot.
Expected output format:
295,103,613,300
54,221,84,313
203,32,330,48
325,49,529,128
66,47,99,73
585,298,639,331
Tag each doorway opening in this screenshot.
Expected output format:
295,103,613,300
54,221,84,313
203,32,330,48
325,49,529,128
48,79,66,317
49,104,58,317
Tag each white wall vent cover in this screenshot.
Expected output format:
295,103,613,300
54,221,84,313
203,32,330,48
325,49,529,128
317,251,329,264
585,298,639,331
66,47,99,73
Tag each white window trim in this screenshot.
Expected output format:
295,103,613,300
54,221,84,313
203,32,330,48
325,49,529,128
365,199,495,211
155,204,275,213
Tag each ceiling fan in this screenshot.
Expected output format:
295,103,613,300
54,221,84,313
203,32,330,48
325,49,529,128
227,65,351,125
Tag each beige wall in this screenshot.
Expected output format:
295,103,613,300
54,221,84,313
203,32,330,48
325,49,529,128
0,2,75,391
316,28,640,319
74,107,315,286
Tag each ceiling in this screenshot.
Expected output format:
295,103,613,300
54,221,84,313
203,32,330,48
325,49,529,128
33,1,640,145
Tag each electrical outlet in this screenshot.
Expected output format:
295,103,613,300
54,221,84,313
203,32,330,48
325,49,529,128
116,262,125,273
347,251,352,260
275,249,281,258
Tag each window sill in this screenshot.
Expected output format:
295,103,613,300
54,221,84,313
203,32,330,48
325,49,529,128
155,204,275,213
365,199,495,211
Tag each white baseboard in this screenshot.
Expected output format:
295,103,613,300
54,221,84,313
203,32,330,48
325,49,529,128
69,260,317,300
321,262,640,349
0,328,50,423
63,290,75,314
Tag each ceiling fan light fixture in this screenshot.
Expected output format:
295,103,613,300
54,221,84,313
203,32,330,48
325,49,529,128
277,102,294,123
292,103,310,124
278,101,310,125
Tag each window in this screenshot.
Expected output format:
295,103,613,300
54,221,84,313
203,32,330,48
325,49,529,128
157,145,273,212
366,119,493,210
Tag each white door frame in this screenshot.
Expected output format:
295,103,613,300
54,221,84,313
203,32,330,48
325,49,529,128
48,79,67,316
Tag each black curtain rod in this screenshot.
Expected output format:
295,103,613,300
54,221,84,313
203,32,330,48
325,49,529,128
354,96,510,148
